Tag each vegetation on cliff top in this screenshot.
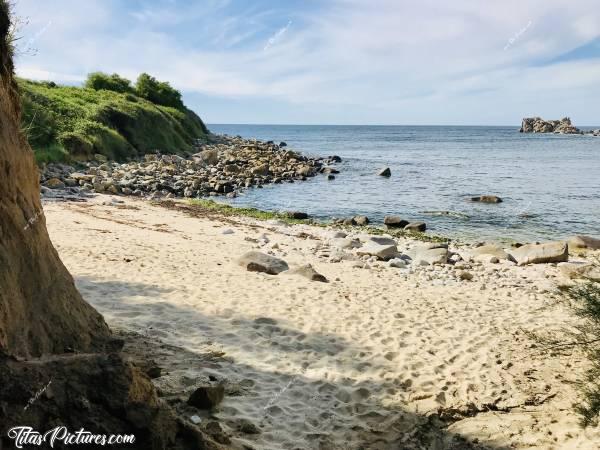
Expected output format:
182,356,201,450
19,72,208,164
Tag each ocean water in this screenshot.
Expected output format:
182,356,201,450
209,124,600,243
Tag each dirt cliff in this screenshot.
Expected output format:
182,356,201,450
0,0,111,357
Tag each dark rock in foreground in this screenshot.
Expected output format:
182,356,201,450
188,385,226,410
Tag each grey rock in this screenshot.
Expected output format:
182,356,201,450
237,251,289,275
404,222,426,232
289,264,328,282
509,241,568,265
384,216,409,228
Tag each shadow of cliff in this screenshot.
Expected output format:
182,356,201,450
74,275,513,450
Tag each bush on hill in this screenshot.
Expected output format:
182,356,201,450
84,72,135,94
135,73,184,109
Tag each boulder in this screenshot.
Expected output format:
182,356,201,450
568,235,600,250
413,246,449,265
378,167,391,177
558,262,600,280
286,211,309,220
471,244,514,262
384,216,409,228
44,177,65,189
330,238,361,250
471,195,502,203
188,385,225,410
509,241,568,265
237,251,289,275
356,242,399,260
368,236,397,246
353,215,370,226
289,264,328,282
404,222,426,232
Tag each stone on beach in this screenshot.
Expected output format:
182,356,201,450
558,262,600,280
509,241,569,265
367,236,396,246
187,385,225,409
378,167,391,177
286,211,309,220
412,246,449,265
289,264,328,282
404,222,426,232
353,215,370,226
470,244,514,262
237,251,289,275
356,241,399,260
384,216,409,228
568,235,600,250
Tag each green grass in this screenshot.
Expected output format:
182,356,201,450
18,79,209,164
188,199,311,225
32,143,70,165
188,199,451,242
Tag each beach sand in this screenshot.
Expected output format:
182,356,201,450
43,194,600,449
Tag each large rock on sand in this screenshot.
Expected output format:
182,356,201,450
509,241,569,265
471,244,515,262
414,247,449,265
237,251,289,274
356,241,398,260
0,7,110,357
568,235,600,250
559,262,600,280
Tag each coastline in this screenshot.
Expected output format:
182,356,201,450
43,192,600,449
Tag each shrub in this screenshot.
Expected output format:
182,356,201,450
563,279,600,426
85,72,135,94
135,73,184,109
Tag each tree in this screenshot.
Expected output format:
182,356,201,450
135,72,184,109
85,72,134,94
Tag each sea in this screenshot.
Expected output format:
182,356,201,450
208,124,600,243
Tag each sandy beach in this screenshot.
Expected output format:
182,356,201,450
41,194,600,449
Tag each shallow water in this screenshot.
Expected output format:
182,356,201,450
209,124,600,242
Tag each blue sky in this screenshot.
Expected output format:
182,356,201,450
12,0,600,125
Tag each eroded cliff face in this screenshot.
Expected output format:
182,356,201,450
0,1,111,357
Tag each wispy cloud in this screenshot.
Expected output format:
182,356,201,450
264,20,292,51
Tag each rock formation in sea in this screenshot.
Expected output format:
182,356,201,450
519,117,582,134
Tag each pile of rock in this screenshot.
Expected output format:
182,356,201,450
520,117,582,134
40,135,342,199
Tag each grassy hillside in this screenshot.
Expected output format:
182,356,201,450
19,78,209,164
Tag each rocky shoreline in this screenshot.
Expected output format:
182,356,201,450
520,116,600,135
40,133,342,200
